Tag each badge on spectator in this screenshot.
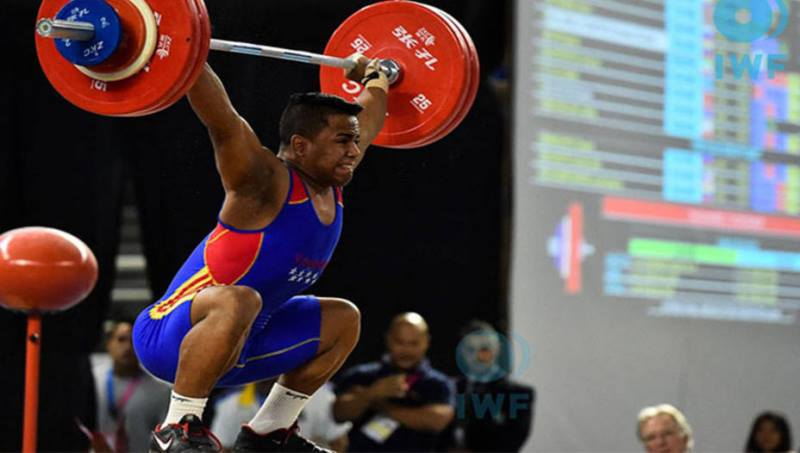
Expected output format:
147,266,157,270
361,414,400,443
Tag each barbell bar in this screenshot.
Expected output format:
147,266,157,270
36,17,402,84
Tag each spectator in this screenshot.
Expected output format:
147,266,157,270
333,312,455,452
745,411,795,453
211,381,351,451
91,319,170,452
637,404,693,453
442,320,534,452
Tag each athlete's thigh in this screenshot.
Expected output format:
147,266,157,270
132,298,194,384
216,295,323,387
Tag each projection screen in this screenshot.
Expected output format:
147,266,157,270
510,0,800,450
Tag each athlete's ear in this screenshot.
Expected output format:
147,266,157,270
291,134,310,157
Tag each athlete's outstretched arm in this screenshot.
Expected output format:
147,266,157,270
187,64,281,194
347,56,389,163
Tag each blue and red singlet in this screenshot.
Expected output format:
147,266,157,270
133,166,343,386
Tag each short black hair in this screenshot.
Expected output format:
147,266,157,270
279,92,363,147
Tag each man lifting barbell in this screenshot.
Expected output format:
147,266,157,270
34,0,479,451
131,55,386,453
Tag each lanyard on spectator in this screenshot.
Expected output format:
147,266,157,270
106,369,141,420
405,371,421,389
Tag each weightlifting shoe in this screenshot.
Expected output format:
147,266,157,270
232,422,333,452
149,414,221,452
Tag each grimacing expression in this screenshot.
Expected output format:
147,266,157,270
640,414,688,453
304,114,361,187
387,323,430,371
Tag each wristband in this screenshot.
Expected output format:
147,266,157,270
363,70,389,92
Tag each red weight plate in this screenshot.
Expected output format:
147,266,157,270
162,0,211,112
400,3,472,148
443,9,480,140
114,0,203,116
320,1,470,148
410,4,479,147
166,0,211,112
115,0,200,116
36,0,203,116
116,0,202,115
403,4,475,148
138,0,210,115
430,7,479,146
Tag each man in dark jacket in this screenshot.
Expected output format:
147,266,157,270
443,321,535,452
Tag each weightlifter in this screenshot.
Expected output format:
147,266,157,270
131,53,388,452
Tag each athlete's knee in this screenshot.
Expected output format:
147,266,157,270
193,285,262,329
223,286,263,315
321,298,361,339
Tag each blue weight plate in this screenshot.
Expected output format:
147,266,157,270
54,0,121,66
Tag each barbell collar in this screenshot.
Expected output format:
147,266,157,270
379,60,401,86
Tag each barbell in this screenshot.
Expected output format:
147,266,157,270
34,0,480,148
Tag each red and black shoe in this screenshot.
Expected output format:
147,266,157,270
149,414,221,452
232,422,333,452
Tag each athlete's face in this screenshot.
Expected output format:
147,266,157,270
305,114,361,187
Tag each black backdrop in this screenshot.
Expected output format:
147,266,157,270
1,1,508,450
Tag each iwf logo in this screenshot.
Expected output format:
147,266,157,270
713,0,789,80
454,329,532,420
